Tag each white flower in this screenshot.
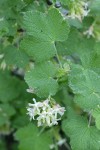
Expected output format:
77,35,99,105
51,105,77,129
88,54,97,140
0,54,4,59
82,9,90,17
57,139,66,146
53,104,65,116
0,17,4,21
42,99,50,111
0,60,7,70
27,107,35,120
27,98,66,127
27,98,43,120
50,138,66,149
83,26,95,38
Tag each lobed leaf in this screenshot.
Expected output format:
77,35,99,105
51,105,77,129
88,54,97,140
25,61,59,97
62,108,100,150
15,123,53,150
21,8,69,62
92,106,100,130
69,65,100,109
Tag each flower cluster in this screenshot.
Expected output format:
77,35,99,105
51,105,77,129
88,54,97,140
27,98,65,127
67,1,90,21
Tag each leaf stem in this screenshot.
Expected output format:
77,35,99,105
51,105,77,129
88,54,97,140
88,112,92,127
37,126,46,136
54,42,62,68
56,52,62,68
64,142,71,150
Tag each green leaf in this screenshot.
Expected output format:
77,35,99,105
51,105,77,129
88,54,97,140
20,36,56,62
0,71,22,102
74,94,100,110
12,115,29,129
21,8,69,62
0,103,15,117
24,8,69,41
68,18,83,29
4,45,29,68
95,42,100,55
57,0,69,5
0,139,6,150
25,61,59,97
0,103,16,126
92,106,100,130
69,65,100,109
90,0,100,15
80,51,100,69
26,1,49,13
62,108,100,150
15,124,53,150
0,19,9,37
63,29,95,55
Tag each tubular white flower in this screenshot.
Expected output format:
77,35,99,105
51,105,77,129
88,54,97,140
42,99,50,111
27,107,35,120
27,98,66,127
27,98,43,120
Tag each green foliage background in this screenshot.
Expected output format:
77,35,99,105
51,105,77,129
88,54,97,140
0,0,100,150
